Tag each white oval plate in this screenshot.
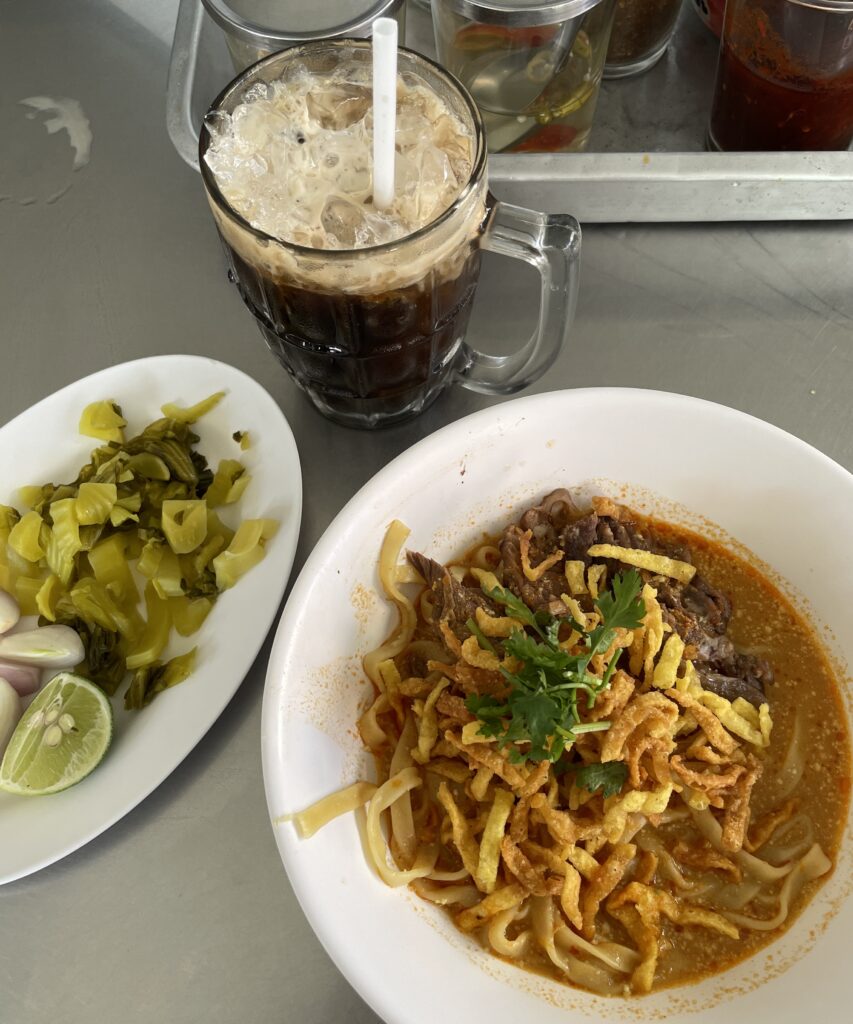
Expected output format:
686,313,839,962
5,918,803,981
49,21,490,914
263,388,852,1024
0,354,301,884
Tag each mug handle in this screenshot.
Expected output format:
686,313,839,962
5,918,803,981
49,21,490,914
166,0,204,172
456,202,581,395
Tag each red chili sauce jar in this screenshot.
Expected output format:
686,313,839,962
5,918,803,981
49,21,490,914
708,0,853,151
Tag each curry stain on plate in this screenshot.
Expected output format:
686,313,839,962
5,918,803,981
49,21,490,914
350,581,379,633
291,654,371,782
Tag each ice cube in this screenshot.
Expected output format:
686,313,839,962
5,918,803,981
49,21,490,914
419,145,458,193
306,86,370,131
362,210,402,247
243,82,272,103
394,107,423,152
405,144,459,225
325,129,371,195
394,152,418,197
435,114,472,167
205,57,473,248
321,195,370,248
203,109,231,139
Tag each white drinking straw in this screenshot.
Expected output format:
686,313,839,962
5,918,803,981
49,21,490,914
372,17,398,211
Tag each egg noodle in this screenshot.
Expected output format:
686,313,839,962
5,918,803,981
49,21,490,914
293,493,845,996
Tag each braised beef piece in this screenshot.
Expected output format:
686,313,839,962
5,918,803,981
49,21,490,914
518,513,559,561
559,511,653,565
656,579,731,638
657,577,731,635
500,525,567,614
655,578,772,706
669,615,738,663
523,488,580,532
518,488,580,558
695,669,766,708
558,514,599,563
511,501,652,612
733,652,774,689
414,490,774,707
512,494,774,706
407,551,498,639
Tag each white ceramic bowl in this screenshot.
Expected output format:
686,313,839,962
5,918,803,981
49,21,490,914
262,388,852,1024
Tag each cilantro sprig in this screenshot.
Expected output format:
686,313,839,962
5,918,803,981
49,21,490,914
568,760,629,798
465,569,644,764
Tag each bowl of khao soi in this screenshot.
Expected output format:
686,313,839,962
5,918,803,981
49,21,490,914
263,387,853,1023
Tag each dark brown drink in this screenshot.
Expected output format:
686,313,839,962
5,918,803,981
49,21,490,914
200,41,583,427
219,223,485,426
200,42,489,428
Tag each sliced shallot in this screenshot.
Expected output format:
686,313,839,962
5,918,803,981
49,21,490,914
0,591,20,635
0,625,84,668
0,677,22,759
0,659,41,696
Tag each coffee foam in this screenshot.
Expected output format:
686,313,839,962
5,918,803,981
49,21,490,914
204,54,489,295
208,174,488,296
204,60,475,250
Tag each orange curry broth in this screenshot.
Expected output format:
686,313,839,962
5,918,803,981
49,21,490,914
436,514,851,994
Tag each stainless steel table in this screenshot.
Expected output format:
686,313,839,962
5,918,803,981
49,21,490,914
1,2,851,1022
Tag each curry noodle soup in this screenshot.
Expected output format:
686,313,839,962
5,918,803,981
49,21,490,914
294,490,850,997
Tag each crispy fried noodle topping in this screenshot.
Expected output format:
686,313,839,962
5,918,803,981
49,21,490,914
291,492,847,997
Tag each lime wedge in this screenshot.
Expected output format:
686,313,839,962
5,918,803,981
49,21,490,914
0,673,113,796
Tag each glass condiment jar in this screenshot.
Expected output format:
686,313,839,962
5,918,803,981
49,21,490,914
708,0,853,151
604,0,684,78
431,0,618,152
688,0,724,36
201,0,407,71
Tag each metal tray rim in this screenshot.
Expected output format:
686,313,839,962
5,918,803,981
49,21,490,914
167,0,853,222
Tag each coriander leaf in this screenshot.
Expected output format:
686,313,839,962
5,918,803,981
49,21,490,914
581,569,645,673
484,584,545,638
504,692,560,761
543,613,588,645
465,693,505,722
473,719,506,740
595,569,645,633
504,629,575,674
570,760,628,798
465,617,497,655
466,570,645,765
534,608,560,636
544,617,563,647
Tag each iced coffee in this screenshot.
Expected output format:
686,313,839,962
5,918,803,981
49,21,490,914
200,41,583,428
201,43,489,427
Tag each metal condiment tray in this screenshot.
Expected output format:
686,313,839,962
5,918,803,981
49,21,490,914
167,0,853,221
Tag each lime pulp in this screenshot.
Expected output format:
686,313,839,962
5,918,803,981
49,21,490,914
0,673,113,796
